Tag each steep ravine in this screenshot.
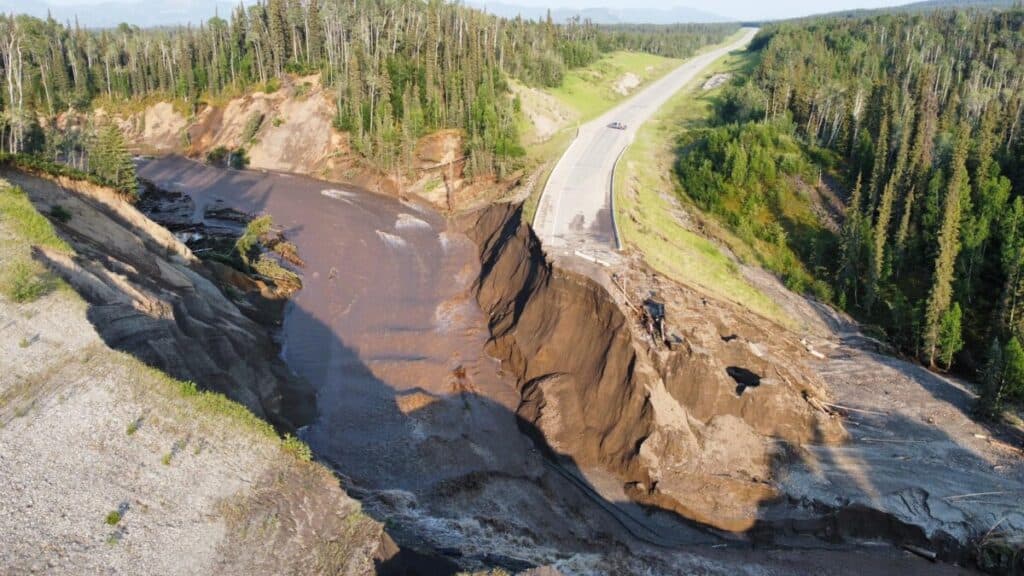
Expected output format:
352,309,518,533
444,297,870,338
45,156,1009,572
461,201,1000,565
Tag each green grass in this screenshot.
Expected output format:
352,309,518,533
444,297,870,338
0,184,72,253
0,183,72,303
549,51,681,122
613,49,794,327
1,260,51,303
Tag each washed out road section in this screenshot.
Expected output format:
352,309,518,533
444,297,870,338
136,156,660,563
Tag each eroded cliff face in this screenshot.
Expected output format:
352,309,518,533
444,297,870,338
89,74,514,211
463,202,844,532
2,168,314,431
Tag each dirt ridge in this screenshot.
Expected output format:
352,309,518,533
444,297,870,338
2,168,314,431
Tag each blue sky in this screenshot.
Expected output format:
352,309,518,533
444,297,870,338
32,0,911,22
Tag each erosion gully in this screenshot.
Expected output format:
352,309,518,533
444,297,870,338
136,157,967,575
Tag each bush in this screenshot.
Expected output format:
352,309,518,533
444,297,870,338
282,434,312,461
253,255,302,290
228,148,248,169
241,112,265,143
0,260,49,303
104,511,121,525
49,204,72,223
206,146,229,166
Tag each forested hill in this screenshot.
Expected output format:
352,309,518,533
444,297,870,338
677,8,1024,409
0,1,736,176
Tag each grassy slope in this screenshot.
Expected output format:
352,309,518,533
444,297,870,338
549,51,682,121
613,50,794,327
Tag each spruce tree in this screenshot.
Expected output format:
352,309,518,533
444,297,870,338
937,302,964,370
923,124,969,367
89,125,138,198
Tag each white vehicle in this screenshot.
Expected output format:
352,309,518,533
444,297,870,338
608,121,627,130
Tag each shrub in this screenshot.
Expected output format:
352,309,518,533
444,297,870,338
125,417,142,436
263,77,281,93
105,511,121,525
206,146,229,166
282,434,312,461
228,148,249,169
1,260,48,303
49,204,72,223
241,112,265,143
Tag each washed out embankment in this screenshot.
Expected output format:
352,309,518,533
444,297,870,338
136,156,667,571
462,201,1011,561
130,157,1008,569
1,166,313,431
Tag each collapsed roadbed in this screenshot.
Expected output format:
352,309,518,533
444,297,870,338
462,201,1024,572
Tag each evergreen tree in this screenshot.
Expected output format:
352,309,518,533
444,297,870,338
977,338,1004,415
923,124,969,367
88,125,138,198
937,302,964,370
1003,337,1024,402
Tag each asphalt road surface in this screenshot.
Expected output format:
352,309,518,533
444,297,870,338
532,28,759,266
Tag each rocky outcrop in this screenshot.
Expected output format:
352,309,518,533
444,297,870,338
463,202,844,532
2,168,315,431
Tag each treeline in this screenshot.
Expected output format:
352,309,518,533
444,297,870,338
0,1,736,177
679,9,1024,409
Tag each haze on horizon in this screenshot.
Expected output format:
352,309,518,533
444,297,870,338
6,0,922,24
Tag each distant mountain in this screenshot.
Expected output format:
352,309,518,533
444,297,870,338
894,0,1019,10
469,2,731,24
0,0,247,28
814,0,1019,19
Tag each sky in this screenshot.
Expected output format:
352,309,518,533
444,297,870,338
480,0,908,20
20,0,914,22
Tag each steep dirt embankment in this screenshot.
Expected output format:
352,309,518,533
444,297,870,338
463,202,844,533
1,168,313,431
0,179,395,575
112,75,511,211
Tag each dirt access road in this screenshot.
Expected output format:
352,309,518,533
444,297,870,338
533,28,758,265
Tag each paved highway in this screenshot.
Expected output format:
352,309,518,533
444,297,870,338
532,28,759,265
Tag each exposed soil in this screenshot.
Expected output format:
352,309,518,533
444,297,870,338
0,179,385,575
0,168,313,431
511,82,574,144
614,72,642,95
130,156,996,574
104,75,515,213
3,149,999,575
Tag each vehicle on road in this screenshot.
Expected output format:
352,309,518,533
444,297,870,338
608,121,627,130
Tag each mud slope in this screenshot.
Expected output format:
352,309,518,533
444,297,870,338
0,179,390,576
463,202,844,533
1,168,314,430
